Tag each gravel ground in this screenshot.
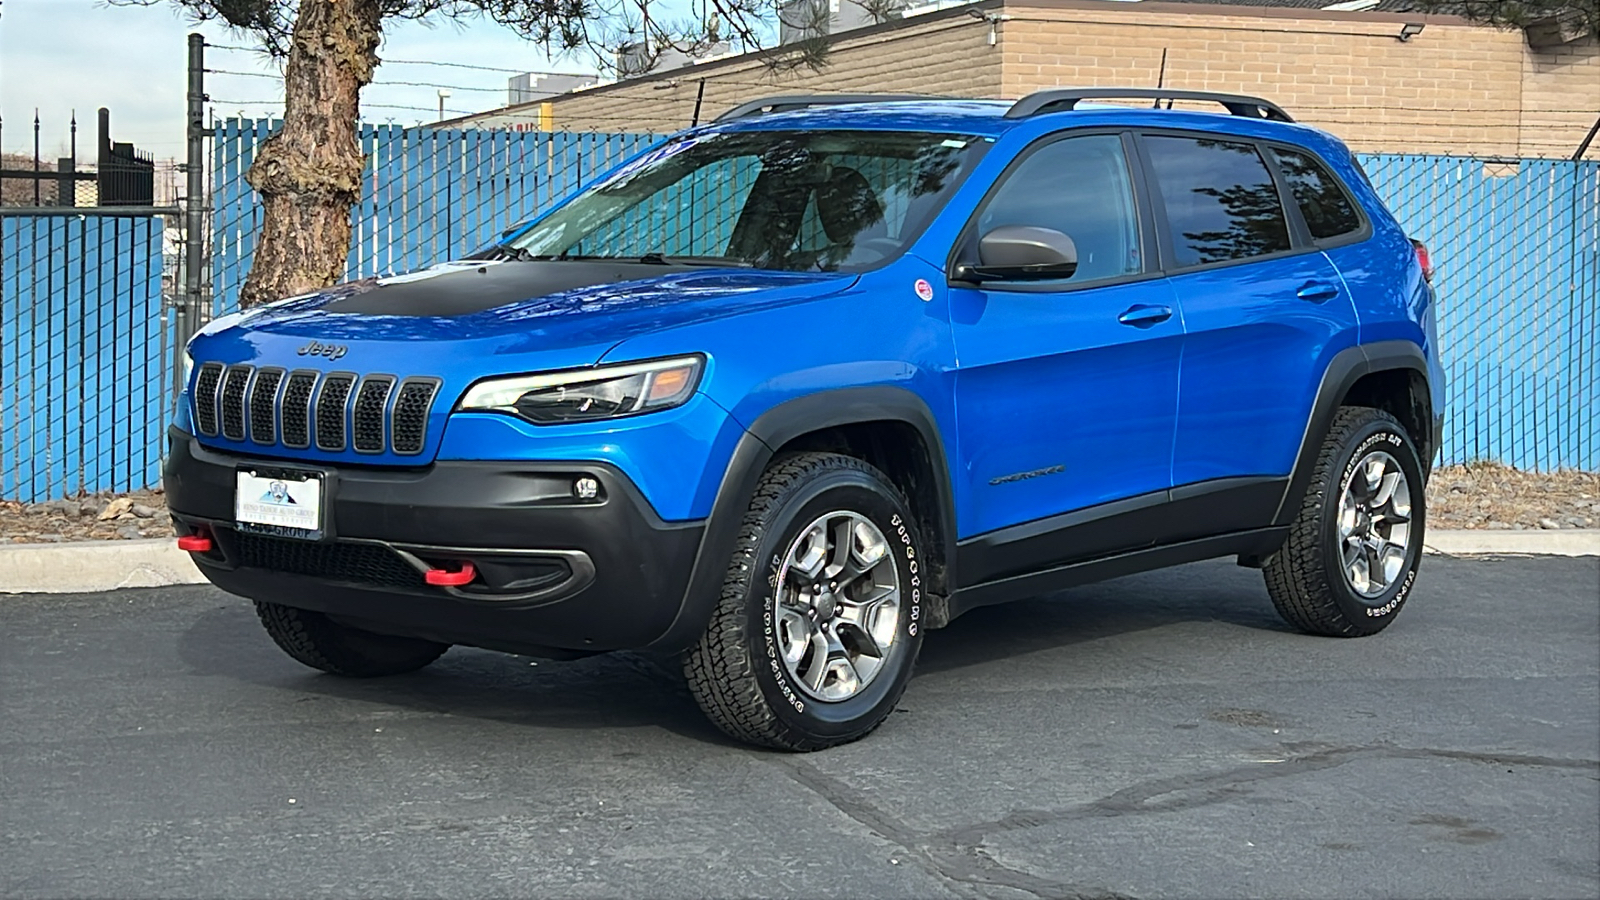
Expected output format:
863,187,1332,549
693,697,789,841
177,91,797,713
1427,463,1599,530
1,489,174,544
0,464,1594,544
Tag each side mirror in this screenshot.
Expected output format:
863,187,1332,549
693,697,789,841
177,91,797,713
955,226,1078,283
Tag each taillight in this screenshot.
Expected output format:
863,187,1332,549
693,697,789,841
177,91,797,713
1410,238,1434,283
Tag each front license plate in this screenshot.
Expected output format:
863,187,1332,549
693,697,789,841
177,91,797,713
235,468,325,540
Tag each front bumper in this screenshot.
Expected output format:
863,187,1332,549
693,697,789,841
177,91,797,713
164,428,705,657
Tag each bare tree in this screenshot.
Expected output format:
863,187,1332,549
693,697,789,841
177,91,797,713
1414,0,1598,39
113,0,798,307
1,153,44,208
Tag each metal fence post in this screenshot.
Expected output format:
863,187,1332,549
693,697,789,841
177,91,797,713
178,33,207,397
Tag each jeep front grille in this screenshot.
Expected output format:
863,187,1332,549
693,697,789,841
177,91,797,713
351,375,395,453
314,373,356,451
390,380,439,455
248,368,284,445
280,371,317,449
193,364,223,436
192,363,439,457
220,365,252,441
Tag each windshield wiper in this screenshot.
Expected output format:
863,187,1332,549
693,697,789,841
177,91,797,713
638,252,753,268
498,247,753,267
499,248,622,262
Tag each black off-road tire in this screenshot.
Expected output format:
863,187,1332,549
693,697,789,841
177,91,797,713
684,452,927,751
1264,406,1427,637
255,601,450,676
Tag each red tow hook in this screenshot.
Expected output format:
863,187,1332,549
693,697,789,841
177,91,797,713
424,561,477,587
177,532,213,553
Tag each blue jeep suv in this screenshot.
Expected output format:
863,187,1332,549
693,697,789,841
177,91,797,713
167,89,1444,750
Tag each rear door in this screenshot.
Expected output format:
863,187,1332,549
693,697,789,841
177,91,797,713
1267,144,1412,343
1138,132,1360,533
949,132,1182,572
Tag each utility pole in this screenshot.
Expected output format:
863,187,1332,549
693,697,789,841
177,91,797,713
1574,112,1600,162
33,110,41,206
179,33,207,396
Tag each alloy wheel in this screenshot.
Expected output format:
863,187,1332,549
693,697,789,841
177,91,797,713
772,511,903,702
1337,449,1414,598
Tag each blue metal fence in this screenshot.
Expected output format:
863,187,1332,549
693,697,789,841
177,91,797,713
208,128,1599,471
1363,155,1599,471
210,122,659,314
2,128,1595,504
0,212,170,502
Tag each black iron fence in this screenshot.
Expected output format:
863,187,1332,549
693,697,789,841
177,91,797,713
0,108,156,209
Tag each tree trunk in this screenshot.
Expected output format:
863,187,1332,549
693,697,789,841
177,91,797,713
240,0,381,308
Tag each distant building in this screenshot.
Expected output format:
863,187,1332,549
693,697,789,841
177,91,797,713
507,72,600,106
442,0,1599,157
616,40,735,77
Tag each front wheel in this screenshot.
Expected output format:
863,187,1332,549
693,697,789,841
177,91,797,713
684,452,927,751
255,601,450,676
1264,406,1427,637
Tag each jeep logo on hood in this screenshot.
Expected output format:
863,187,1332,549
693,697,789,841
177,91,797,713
297,340,348,360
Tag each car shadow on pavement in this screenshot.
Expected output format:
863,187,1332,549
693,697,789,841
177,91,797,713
174,559,1291,746
917,558,1296,675
175,600,737,747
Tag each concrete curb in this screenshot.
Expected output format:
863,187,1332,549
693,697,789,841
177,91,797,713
1,529,1595,595
1423,529,1600,558
0,539,205,594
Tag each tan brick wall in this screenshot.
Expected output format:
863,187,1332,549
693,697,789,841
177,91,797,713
536,15,1003,134
496,0,1597,158
994,2,1600,157
1519,35,1600,159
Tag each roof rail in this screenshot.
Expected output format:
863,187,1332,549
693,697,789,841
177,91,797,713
1005,88,1294,123
716,94,942,122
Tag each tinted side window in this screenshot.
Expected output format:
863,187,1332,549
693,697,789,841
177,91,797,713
977,135,1142,282
1144,136,1292,267
1271,147,1362,241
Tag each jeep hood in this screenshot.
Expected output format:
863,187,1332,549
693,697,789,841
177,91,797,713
190,260,856,373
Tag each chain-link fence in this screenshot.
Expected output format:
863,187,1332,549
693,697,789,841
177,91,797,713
1366,155,1599,472
0,211,174,503
3,125,1596,504
207,123,1599,472
209,123,659,314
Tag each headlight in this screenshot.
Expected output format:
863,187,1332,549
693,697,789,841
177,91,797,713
183,347,196,387
459,355,703,425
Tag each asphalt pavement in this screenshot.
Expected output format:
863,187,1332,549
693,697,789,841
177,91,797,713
3,555,1597,899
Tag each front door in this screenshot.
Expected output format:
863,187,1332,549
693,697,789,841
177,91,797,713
950,133,1181,579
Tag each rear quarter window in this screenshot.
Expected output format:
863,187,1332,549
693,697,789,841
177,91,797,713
1270,147,1364,241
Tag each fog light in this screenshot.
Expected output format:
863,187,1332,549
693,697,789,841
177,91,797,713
574,476,600,500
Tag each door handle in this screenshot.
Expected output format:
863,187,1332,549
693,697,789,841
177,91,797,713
1117,304,1173,327
1296,281,1340,303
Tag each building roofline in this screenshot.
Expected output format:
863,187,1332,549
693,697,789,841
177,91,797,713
438,0,1481,127
1004,0,1470,26
437,0,1006,125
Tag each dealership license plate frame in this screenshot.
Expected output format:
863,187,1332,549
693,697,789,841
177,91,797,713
235,466,329,541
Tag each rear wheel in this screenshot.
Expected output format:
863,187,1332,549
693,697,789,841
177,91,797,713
255,601,450,676
1264,407,1426,636
684,452,926,751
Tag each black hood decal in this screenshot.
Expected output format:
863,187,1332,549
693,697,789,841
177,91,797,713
321,260,700,318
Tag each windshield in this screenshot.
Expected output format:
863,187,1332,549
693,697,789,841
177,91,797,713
504,130,987,273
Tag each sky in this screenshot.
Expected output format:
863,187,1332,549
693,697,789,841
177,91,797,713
0,0,597,163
